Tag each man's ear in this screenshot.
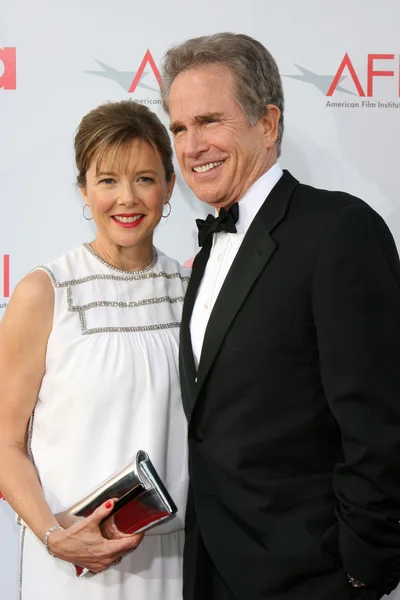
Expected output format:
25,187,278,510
261,105,281,150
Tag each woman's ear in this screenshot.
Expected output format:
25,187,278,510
165,173,176,203
80,185,88,204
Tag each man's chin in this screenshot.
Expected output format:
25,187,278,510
185,176,224,204
192,186,226,207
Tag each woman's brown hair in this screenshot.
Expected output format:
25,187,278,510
75,100,174,187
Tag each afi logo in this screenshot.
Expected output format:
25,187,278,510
129,50,162,93
328,53,399,97
0,47,16,90
86,49,162,94
2,255,10,298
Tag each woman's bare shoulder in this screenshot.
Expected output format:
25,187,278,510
2,269,54,331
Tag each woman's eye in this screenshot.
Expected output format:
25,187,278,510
100,178,115,185
139,176,154,183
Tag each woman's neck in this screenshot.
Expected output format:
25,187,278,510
90,237,155,272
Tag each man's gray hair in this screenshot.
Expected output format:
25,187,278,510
161,32,284,155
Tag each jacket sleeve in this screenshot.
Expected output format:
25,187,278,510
311,202,400,595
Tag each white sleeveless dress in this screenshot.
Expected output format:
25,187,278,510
18,243,190,600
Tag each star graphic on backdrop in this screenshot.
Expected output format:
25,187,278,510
85,60,159,93
283,64,358,96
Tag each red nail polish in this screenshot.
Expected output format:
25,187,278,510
105,501,112,509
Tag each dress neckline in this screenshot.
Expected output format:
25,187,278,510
82,242,158,275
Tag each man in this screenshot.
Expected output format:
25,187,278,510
161,32,400,600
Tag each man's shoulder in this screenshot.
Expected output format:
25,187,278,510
293,177,368,215
285,174,380,230
279,171,387,243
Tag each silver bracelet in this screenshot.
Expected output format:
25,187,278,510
44,525,63,557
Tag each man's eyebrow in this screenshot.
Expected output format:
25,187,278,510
170,112,224,132
195,112,223,123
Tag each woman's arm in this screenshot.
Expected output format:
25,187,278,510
0,271,143,572
0,270,56,538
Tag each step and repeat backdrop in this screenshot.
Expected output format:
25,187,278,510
1,0,400,597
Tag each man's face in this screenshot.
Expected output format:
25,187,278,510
168,64,278,209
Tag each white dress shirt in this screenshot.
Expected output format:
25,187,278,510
190,162,283,368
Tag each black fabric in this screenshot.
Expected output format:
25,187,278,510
183,525,238,600
180,170,400,600
196,203,239,247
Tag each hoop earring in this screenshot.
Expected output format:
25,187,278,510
83,204,92,221
162,202,171,219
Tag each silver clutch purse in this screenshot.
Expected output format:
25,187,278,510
56,450,177,533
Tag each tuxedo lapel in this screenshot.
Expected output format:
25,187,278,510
194,170,299,403
180,238,212,418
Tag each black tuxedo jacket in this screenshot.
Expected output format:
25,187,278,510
180,171,400,600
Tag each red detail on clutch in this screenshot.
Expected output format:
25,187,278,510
112,491,169,534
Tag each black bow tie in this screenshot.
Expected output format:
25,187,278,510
196,203,239,247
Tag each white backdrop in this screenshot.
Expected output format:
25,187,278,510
1,0,400,597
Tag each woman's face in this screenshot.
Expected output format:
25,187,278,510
81,140,174,253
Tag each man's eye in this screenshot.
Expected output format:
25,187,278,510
172,126,185,136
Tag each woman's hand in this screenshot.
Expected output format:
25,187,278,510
99,499,144,542
48,500,144,573
100,511,137,541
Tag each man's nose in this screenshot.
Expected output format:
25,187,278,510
184,128,209,158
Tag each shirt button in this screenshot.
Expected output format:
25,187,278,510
204,302,209,309
217,254,221,261
194,377,198,383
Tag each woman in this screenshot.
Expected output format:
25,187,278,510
0,100,189,599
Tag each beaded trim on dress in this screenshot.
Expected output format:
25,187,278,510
34,267,190,288
33,247,189,336
83,242,158,275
